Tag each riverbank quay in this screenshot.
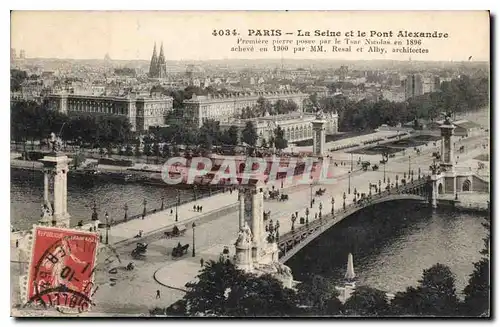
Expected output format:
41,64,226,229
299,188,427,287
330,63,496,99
437,193,490,213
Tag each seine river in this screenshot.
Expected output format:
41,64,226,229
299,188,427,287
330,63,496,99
11,169,486,295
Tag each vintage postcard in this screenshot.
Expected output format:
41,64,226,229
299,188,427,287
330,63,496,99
10,11,490,317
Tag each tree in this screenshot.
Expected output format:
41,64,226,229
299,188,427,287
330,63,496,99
225,125,239,146
296,275,342,315
143,142,152,157
224,274,301,317
462,217,490,316
261,138,268,148
391,263,460,316
273,126,288,151
344,286,389,316
241,121,258,147
169,259,301,317
161,144,171,159
182,259,248,316
256,96,272,116
125,144,134,156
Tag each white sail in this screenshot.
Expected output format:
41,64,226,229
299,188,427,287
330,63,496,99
344,253,356,280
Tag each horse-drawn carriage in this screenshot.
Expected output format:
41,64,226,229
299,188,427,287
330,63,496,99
131,242,148,258
172,242,190,258
432,152,441,160
164,225,187,239
315,188,326,196
279,194,289,201
268,190,280,200
362,161,371,171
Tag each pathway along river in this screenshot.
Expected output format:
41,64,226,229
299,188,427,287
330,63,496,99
11,169,486,295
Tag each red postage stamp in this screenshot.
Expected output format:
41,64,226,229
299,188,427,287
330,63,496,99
26,226,99,312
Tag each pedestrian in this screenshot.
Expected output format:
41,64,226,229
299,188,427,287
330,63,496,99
200,206,203,212
170,209,173,215
193,205,196,211
15,239,19,248
200,258,204,268
156,290,161,299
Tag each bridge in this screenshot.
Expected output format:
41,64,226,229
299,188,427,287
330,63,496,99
277,176,431,263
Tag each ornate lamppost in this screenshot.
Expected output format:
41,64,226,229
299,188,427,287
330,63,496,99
305,208,309,225
383,161,386,183
175,190,180,222
275,220,280,241
160,195,164,211
378,180,381,194
123,203,128,221
331,197,335,216
408,155,411,177
343,192,346,210
395,175,399,189
291,214,296,232
192,222,196,257
418,167,421,179
142,198,147,219
309,179,314,209
319,202,323,220
91,200,98,221
105,212,110,245
348,171,351,194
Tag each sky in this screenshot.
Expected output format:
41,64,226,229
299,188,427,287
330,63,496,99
10,11,490,61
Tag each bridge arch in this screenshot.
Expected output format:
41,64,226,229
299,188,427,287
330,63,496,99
462,179,471,192
278,193,428,263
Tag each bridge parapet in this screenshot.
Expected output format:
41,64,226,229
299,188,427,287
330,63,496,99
277,177,430,262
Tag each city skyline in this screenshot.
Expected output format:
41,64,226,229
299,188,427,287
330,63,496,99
11,11,489,62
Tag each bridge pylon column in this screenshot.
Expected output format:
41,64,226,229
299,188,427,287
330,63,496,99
312,112,327,156
430,175,439,208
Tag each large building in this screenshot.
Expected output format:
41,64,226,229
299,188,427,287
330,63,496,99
184,91,309,127
403,74,424,100
45,92,173,132
149,42,167,79
220,111,339,144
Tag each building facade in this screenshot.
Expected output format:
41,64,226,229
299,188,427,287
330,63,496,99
403,74,424,100
221,111,339,144
184,91,309,127
45,92,173,131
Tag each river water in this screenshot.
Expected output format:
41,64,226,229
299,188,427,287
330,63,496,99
10,169,206,230
287,201,487,295
11,169,487,295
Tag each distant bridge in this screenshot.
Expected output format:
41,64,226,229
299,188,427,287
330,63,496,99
278,177,431,263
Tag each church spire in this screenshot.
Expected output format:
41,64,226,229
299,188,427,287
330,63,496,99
157,42,167,79
149,42,158,77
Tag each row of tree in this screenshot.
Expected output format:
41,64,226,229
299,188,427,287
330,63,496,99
317,75,488,131
11,100,133,149
240,97,299,119
153,217,489,317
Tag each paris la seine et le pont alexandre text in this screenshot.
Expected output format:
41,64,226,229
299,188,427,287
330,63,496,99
212,29,449,38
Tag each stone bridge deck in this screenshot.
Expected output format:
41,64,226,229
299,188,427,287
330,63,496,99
278,177,430,263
